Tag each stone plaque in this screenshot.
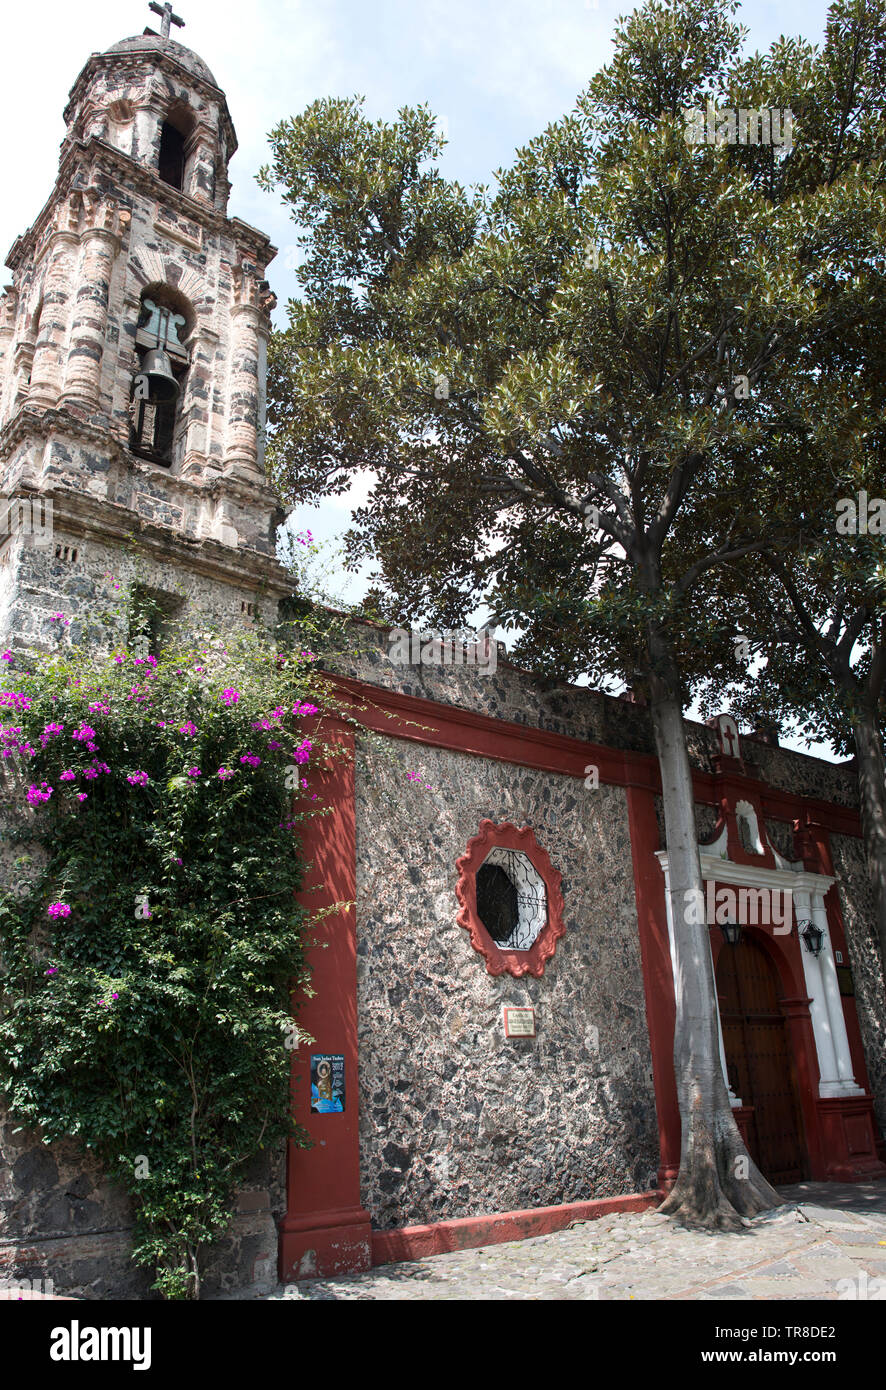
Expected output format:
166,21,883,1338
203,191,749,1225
503,1006,536,1038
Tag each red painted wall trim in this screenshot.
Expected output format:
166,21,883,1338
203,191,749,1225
626,784,680,1186
279,717,373,1281
332,676,863,839
371,1190,663,1265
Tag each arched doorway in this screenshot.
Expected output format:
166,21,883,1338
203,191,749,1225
716,934,809,1184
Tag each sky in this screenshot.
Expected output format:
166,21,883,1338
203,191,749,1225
1,0,846,758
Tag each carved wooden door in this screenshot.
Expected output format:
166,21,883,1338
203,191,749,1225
717,936,808,1184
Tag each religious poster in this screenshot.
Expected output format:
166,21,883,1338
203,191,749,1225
310,1054,345,1113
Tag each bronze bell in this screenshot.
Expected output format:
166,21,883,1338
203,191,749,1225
139,348,180,403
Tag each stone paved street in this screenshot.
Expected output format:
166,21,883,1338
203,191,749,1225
243,1182,886,1301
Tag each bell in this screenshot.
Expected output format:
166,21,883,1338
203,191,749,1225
139,348,180,403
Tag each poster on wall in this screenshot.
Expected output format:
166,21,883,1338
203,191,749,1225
310,1054,345,1113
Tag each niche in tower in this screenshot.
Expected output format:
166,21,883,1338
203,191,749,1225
158,120,186,191
130,287,192,467
157,103,196,192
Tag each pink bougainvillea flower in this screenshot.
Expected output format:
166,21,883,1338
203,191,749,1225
49,612,71,626
174,856,183,866
1,650,12,662
27,782,53,806
43,723,64,737
113,653,126,664
186,767,201,779
293,739,312,765
83,768,99,780
178,721,198,736
45,967,58,976
88,702,110,715
239,753,261,768
217,767,234,781
292,701,319,717
220,688,240,706
268,740,281,751
0,691,32,712
60,770,76,782
76,793,88,802
127,770,149,786
72,724,96,744
47,902,71,918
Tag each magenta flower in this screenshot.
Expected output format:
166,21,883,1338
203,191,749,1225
49,612,71,626
27,782,53,806
43,722,64,737
127,770,149,786
292,701,319,717
239,753,261,768
45,967,58,976
174,856,183,865
1,650,12,662
60,770,76,781
72,724,96,744
76,792,88,802
113,654,126,664
220,689,241,706
178,721,198,736
47,902,71,918
186,767,201,779
293,738,312,765
217,767,234,781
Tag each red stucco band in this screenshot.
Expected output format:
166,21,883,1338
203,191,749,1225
371,1190,663,1265
330,675,863,838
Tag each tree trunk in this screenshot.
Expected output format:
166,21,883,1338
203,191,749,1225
851,710,886,991
650,691,782,1227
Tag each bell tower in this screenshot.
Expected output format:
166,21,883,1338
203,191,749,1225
0,8,290,651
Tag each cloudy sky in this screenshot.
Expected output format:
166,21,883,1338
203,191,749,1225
2,0,843,754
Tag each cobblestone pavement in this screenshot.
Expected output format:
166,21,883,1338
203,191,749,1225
244,1182,886,1301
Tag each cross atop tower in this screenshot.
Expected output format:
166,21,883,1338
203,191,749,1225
148,1,185,39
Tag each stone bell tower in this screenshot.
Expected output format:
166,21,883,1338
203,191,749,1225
0,5,290,651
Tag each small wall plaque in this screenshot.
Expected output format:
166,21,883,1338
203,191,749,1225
836,966,855,997
310,1054,345,1112
503,1006,536,1038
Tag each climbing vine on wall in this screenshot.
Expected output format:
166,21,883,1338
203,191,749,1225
0,606,342,1299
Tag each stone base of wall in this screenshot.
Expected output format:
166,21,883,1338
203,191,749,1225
0,1112,284,1298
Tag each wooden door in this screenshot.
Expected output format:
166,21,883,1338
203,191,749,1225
716,935,808,1184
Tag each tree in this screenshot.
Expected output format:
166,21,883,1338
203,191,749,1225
697,0,886,986
259,0,855,1224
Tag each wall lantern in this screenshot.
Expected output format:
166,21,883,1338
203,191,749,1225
719,919,743,948
798,919,825,957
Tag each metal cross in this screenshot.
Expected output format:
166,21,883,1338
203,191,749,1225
149,1,185,39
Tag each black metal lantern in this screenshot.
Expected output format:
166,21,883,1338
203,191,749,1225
719,919,743,947
798,919,825,957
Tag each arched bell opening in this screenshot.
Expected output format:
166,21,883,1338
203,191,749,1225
130,285,194,468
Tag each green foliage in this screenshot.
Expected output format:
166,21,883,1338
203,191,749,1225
0,607,336,1297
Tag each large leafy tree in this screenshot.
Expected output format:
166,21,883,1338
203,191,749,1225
259,0,859,1224
696,0,886,986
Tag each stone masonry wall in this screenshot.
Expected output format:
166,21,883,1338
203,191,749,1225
354,735,659,1230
